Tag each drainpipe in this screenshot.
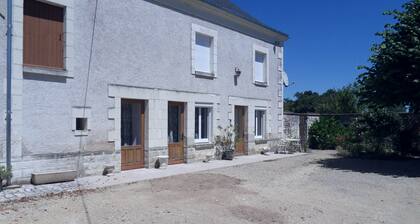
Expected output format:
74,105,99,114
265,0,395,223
6,0,13,185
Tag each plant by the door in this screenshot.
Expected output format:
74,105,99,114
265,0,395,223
0,166,12,191
214,124,237,160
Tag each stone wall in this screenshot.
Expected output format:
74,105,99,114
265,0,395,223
283,113,320,151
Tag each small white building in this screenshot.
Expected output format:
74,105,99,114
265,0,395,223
0,0,289,183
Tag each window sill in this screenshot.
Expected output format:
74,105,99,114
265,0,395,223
194,143,214,150
73,130,89,136
23,65,72,78
254,81,268,87
193,71,216,79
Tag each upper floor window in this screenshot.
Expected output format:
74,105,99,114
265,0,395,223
195,107,212,143
24,0,65,69
255,110,266,139
192,24,218,78
253,45,269,86
195,33,213,74
254,52,266,82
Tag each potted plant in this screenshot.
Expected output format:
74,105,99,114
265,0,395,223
0,166,12,191
214,124,236,160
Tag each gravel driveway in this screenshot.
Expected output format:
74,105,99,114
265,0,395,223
1,150,419,224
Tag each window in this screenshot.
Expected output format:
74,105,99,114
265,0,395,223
192,24,218,77
76,118,88,131
121,101,143,146
255,110,266,139
253,45,269,85
195,107,212,143
195,33,213,74
72,107,91,136
254,52,267,83
24,0,65,68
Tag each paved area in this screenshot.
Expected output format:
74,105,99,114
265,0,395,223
1,150,420,224
0,152,304,203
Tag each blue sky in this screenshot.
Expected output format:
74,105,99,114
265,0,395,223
231,0,407,98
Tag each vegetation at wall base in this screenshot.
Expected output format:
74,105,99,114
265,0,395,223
0,166,12,191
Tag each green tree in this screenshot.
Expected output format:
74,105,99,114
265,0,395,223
358,0,420,113
316,85,360,114
284,91,319,113
284,86,360,114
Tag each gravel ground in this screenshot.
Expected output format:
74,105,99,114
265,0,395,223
1,150,419,224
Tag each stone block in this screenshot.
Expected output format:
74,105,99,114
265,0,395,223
31,170,77,185
156,155,168,169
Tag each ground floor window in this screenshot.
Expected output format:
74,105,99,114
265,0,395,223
255,110,266,139
195,107,212,143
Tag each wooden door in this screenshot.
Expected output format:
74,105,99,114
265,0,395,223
168,102,185,165
235,106,247,155
121,100,145,170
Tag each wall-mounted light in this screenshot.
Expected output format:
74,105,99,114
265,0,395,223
234,67,241,76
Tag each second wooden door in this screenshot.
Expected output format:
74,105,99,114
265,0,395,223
168,102,185,165
235,106,247,155
121,99,145,170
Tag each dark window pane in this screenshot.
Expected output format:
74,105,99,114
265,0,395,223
121,101,141,146
201,108,208,139
195,108,199,139
255,110,265,136
168,105,180,143
76,118,87,131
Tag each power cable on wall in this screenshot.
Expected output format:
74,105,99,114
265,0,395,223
76,1,99,223
77,0,99,177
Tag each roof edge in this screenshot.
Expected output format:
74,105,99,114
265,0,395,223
145,0,289,44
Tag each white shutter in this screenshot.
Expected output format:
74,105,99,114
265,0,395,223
254,52,266,82
195,33,212,73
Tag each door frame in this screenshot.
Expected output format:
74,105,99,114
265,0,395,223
120,99,146,170
167,101,186,165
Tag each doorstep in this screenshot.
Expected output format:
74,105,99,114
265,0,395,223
0,152,306,204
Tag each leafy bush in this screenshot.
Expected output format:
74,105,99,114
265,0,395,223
214,124,236,160
0,166,12,191
309,117,347,150
339,109,420,157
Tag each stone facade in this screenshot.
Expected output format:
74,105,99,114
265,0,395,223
284,113,320,151
0,0,288,183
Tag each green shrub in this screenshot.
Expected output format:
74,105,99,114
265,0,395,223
309,117,347,150
339,109,420,157
0,166,12,191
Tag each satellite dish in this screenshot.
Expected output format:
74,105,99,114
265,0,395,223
283,71,289,87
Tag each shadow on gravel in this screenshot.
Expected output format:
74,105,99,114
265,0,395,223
317,156,420,178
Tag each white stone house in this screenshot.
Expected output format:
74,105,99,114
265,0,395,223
0,0,289,183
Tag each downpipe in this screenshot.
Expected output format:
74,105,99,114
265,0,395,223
6,0,13,185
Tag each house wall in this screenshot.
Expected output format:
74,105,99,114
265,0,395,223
2,0,286,183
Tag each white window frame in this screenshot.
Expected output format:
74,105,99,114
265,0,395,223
192,24,218,77
255,109,266,139
194,106,213,143
253,44,269,86
72,107,91,136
